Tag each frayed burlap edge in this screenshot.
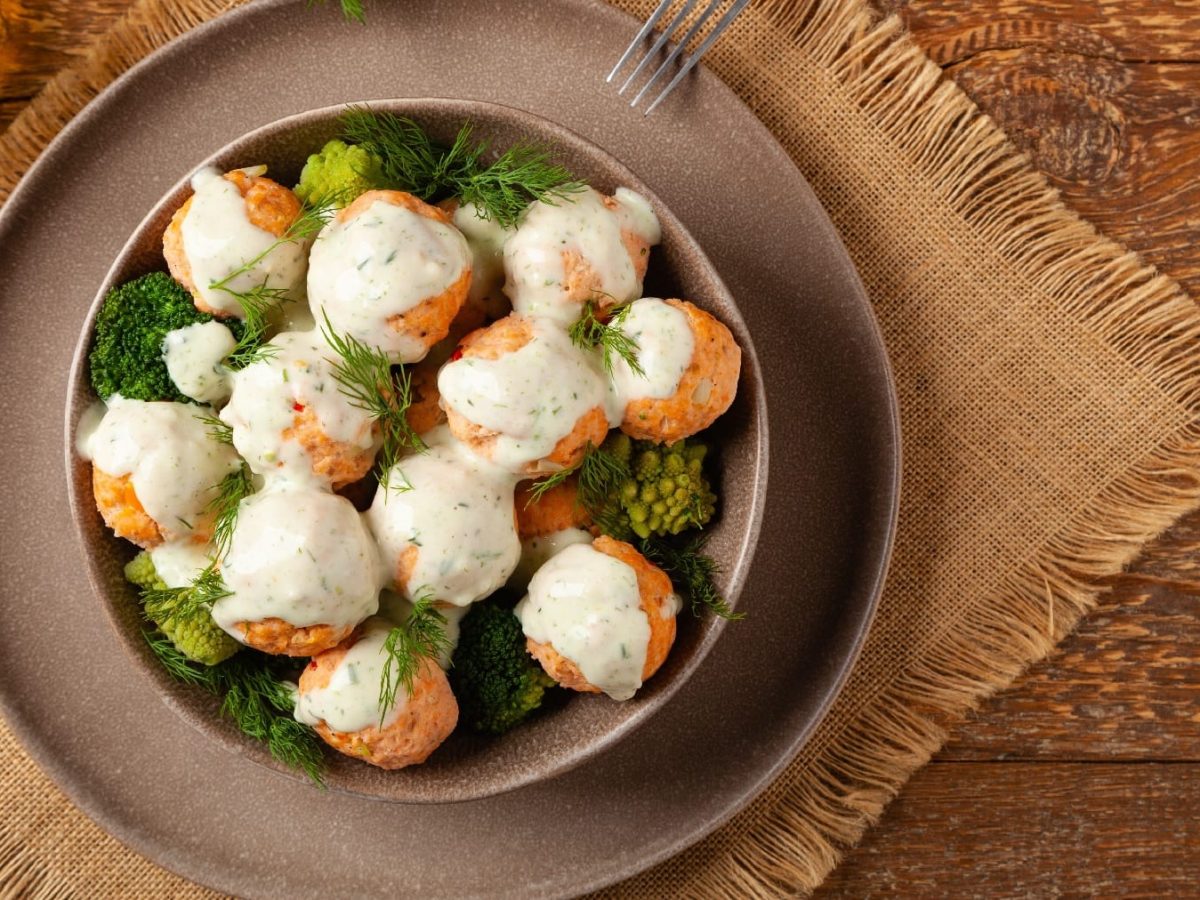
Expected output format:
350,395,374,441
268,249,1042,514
3,0,1200,897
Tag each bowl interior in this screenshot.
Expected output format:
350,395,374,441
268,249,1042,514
66,99,766,803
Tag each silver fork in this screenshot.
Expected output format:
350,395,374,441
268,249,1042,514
607,0,751,115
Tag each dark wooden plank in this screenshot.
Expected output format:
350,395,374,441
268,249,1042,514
887,0,1200,303
816,762,1200,897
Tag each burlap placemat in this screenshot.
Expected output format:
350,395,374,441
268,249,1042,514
4,0,1200,896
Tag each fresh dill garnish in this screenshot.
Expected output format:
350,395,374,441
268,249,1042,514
524,441,632,513
378,591,450,718
307,0,366,23
222,283,290,369
340,108,582,228
640,534,744,621
211,199,338,369
195,412,233,444
208,464,253,561
144,632,325,784
141,564,231,628
568,299,644,377
319,311,425,494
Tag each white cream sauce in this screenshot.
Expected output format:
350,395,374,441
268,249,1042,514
294,618,404,732
508,527,593,592
503,187,660,326
515,542,649,701
214,481,383,634
86,398,241,541
366,426,521,607
74,399,108,460
181,167,308,318
437,319,608,473
452,201,514,313
610,298,694,405
162,320,237,405
149,540,213,588
220,331,376,486
307,196,471,362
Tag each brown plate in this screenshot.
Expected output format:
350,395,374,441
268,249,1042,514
0,0,898,896
67,99,766,803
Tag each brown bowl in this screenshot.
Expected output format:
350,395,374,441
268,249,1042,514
65,99,766,803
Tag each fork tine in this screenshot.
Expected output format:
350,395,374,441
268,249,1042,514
618,0,698,96
607,0,674,83
630,0,722,108
643,0,751,115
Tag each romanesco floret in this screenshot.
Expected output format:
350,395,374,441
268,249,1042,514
89,272,239,403
602,433,717,540
124,552,239,666
449,601,556,735
294,139,382,207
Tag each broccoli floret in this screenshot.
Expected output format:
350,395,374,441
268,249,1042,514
294,139,383,207
450,601,555,735
124,552,239,666
602,433,717,540
89,272,236,403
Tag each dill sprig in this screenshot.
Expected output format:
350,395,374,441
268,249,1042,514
195,412,233,444
340,108,582,228
141,564,231,628
569,299,644,378
640,534,744,621
211,199,338,369
208,464,253,561
319,312,425,494
145,632,325,784
378,592,450,718
524,440,632,511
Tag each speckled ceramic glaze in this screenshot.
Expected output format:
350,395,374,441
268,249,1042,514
0,0,897,896
66,99,766,803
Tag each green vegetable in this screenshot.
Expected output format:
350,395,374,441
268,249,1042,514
602,433,717,539
294,139,382,207
378,590,450,718
340,108,582,228
450,601,556,735
124,552,239,665
641,534,743,621
320,311,424,495
88,272,240,403
569,300,644,376
144,632,325,785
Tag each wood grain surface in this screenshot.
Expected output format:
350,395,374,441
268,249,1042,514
2,0,1198,895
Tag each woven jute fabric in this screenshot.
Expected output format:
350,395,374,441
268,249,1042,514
4,0,1200,896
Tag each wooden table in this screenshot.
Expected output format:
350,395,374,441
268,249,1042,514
3,1,1197,894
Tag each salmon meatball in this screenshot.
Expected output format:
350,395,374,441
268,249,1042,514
92,468,163,549
84,398,241,548
516,535,680,700
308,190,471,363
437,315,610,476
503,187,660,326
515,476,592,539
220,331,377,489
212,483,384,656
296,618,458,770
164,167,307,318
367,426,520,608
404,356,447,437
611,298,741,443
